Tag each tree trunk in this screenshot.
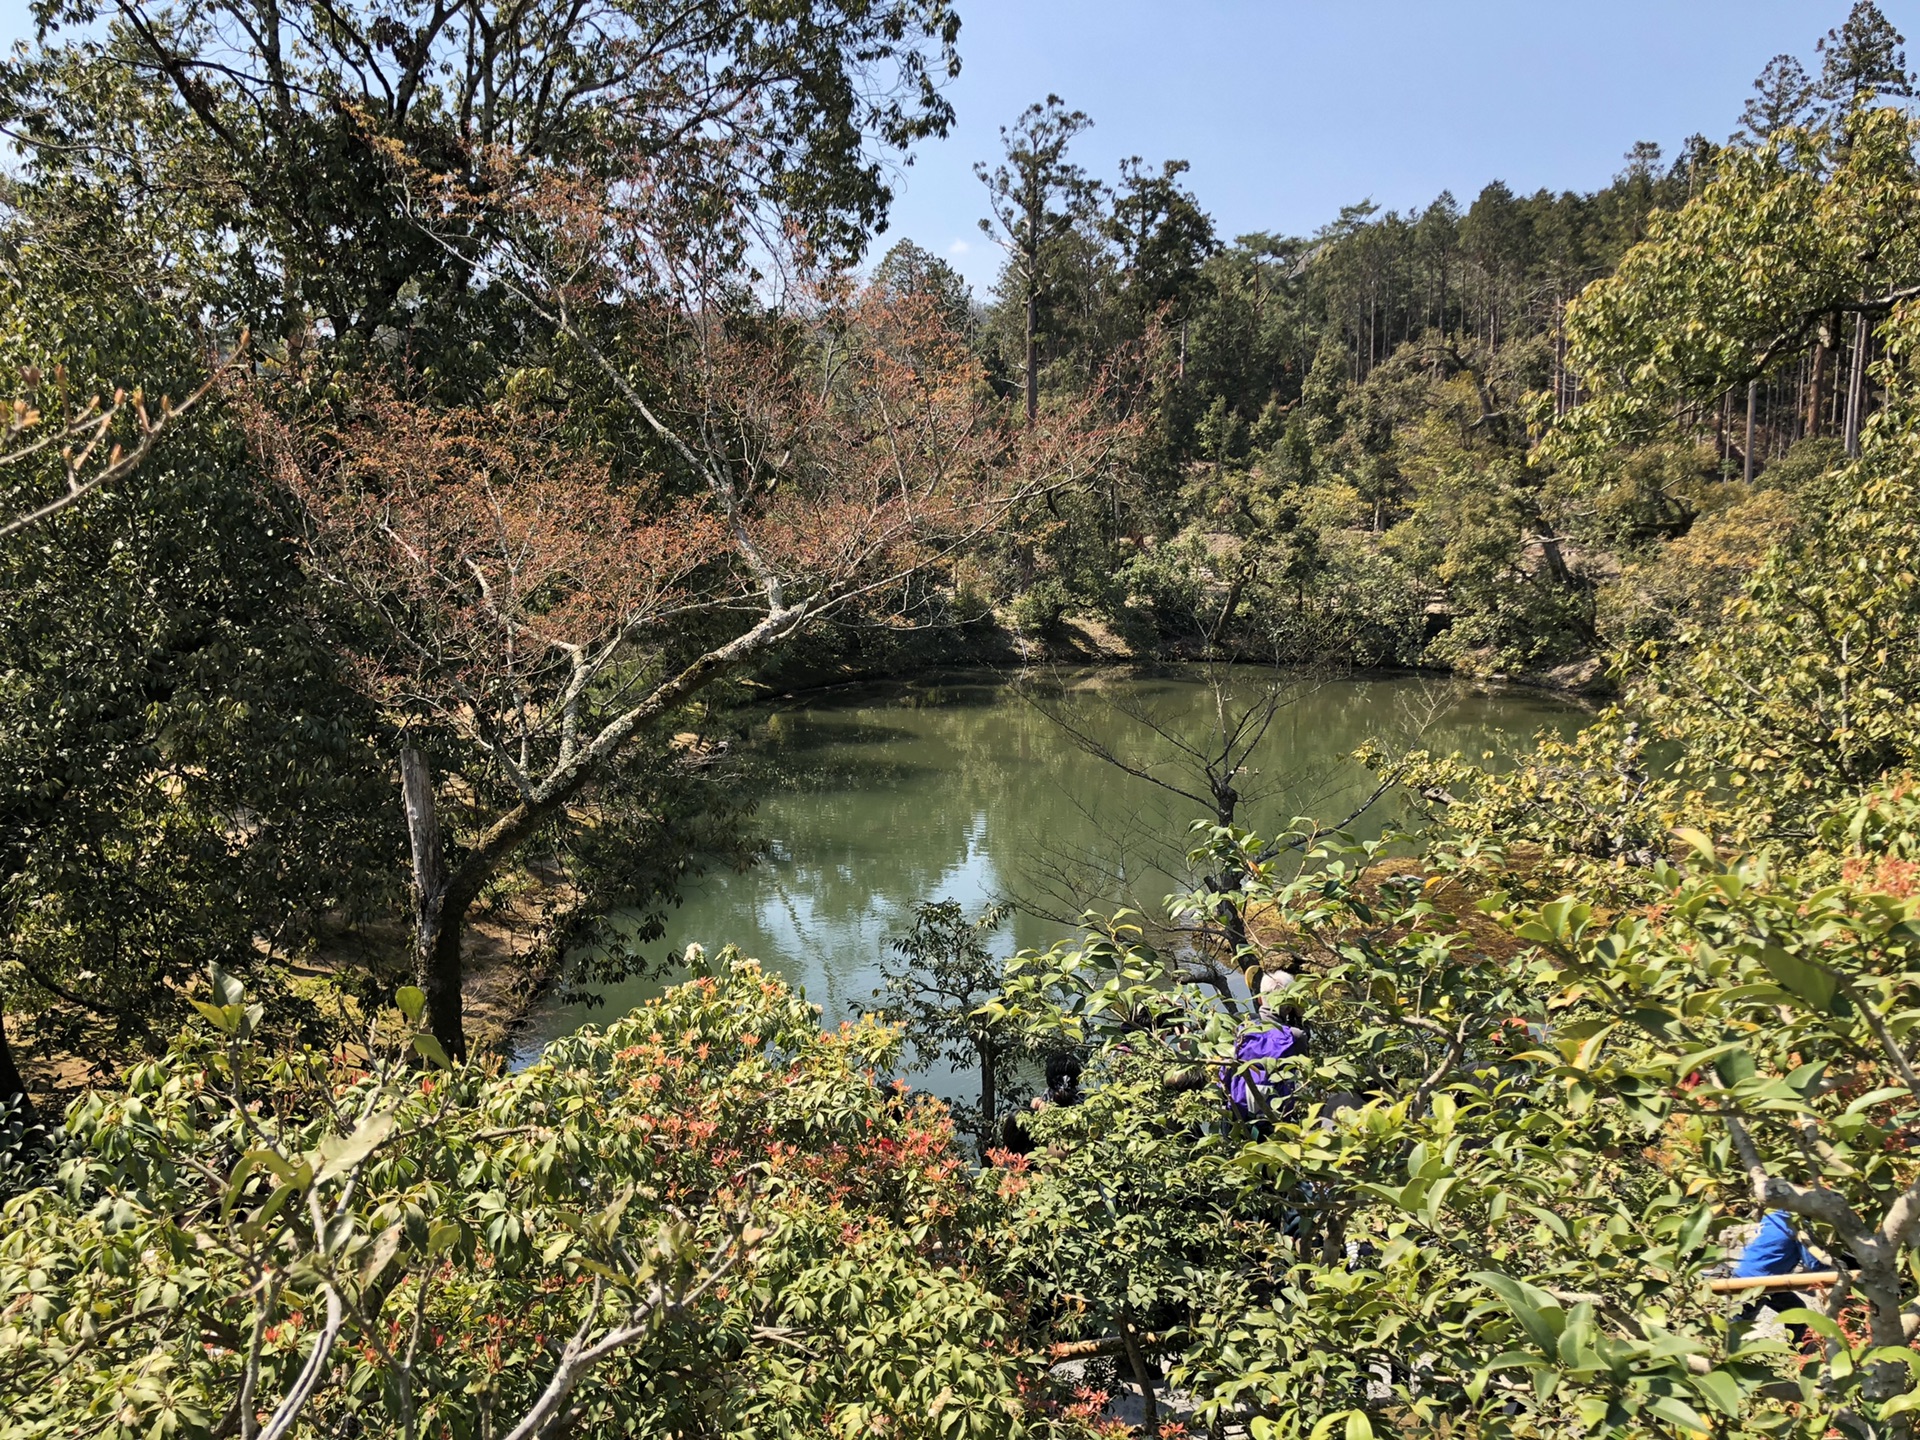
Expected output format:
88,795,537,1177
423,892,474,1062
1806,328,1831,438
1791,354,1805,443
398,604,809,1061
0,1004,33,1128
1187,953,1243,1014
400,746,462,1059
1746,379,1758,484
1024,285,1038,429
1211,564,1250,650
978,1035,996,1159
1205,779,1253,964
1845,311,1869,458
1531,521,1574,586
1554,306,1567,419
1119,1306,1160,1436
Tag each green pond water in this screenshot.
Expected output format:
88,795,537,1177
514,670,1585,1067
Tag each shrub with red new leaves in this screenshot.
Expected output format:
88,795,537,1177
0,956,1105,1439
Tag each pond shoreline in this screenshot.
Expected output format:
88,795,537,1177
744,612,1614,707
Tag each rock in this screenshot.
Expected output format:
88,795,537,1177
1539,656,1609,693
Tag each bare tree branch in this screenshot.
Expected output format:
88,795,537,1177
0,336,247,541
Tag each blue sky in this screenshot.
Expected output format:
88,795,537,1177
0,0,1901,291
879,0,1898,290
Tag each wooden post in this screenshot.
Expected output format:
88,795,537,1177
1047,1331,1167,1362
1745,380,1757,484
1708,1271,1839,1294
1845,311,1868,458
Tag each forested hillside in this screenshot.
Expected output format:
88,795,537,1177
917,4,1912,682
11,0,1920,1436
949,126,1706,679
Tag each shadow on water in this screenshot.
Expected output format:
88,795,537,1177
769,757,937,792
758,715,923,752
513,669,1589,1083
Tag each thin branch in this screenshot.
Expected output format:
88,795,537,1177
499,1239,748,1440
0,338,247,541
255,1285,345,1440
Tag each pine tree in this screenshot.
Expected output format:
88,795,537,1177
1817,1,1915,109
1738,54,1819,143
1108,157,1218,320
873,239,975,336
976,97,1100,426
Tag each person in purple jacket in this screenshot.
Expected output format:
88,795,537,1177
1224,971,1305,1130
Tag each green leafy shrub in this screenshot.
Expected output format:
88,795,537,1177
0,959,1079,1440
1011,577,1073,634
978,804,1920,1438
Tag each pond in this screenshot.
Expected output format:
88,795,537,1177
515,668,1586,1068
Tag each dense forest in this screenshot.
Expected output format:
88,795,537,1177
920,27,1905,688
10,0,1920,1435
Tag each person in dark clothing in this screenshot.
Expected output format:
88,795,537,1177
997,1051,1084,1157
998,1107,1036,1157
1041,1052,1083,1107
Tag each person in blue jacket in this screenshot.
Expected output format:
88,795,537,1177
1732,1211,1816,1345
1735,1211,1814,1280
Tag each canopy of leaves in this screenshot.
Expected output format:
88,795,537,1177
0,248,397,1052
0,958,1078,1439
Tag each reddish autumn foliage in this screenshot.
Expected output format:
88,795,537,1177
257,279,1116,776
259,391,728,714
241,274,1125,1056
1841,854,1920,899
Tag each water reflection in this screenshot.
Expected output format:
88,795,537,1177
514,670,1586,1068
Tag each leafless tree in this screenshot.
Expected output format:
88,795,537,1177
1013,660,1461,1000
